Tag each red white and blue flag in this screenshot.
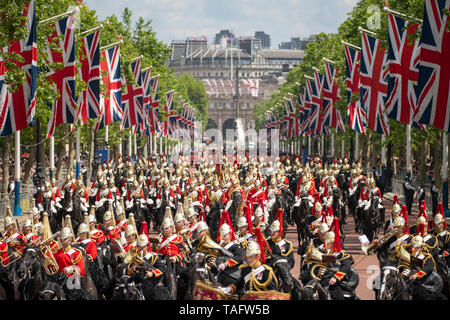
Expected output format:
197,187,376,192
46,14,77,139
322,61,345,133
360,32,390,136
74,30,101,128
344,44,367,134
120,57,144,130
414,0,450,132
164,91,177,137
0,0,36,136
95,44,123,131
385,13,425,130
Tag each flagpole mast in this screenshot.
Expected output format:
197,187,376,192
13,131,22,217
128,131,132,161
341,136,345,159
443,132,449,216
49,136,55,179
76,127,81,179
38,10,76,24
406,124,411,175
355,132,359,162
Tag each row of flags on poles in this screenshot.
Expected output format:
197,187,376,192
0,1,196,142
263,0,450,139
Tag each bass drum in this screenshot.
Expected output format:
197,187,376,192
241,290,291,300
193,281,238,300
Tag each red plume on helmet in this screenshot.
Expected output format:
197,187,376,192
417,222,426,238
199,210,206,223
244,205,253,234
140,221,151,252
393,194,399,205
330,217,341,252
254,227,272,264
418,205,430,232
327,205,334,218
435,203,447,229
401,205,409,234
217,210,236,242
314,192,322,205
275,208,284,237
420,200,426,210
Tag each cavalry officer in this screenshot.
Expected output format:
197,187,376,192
123,225,138,253
267,219,295,270
3,216,26,255
54,227,86,277
216,223,244,288
430,203,449,269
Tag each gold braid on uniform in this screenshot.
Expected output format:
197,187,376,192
249,265,278,292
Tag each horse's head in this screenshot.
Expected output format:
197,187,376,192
113,275,141,300
274,261,294,293
379,266,400,300
16,248,41,281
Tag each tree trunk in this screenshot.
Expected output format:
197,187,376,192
433,131,443,189
1,135,11,197
418,141,427,185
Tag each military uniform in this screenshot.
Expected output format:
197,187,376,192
235,261,279,296
216,239,244,287
54,246,86,277
267,236,295,270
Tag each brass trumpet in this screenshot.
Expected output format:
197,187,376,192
361,229,396,255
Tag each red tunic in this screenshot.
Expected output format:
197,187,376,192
157,234,185,263
0,241,9,266
77,238,98,261
54,247,86,276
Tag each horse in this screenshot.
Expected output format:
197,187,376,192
331,187,346,243
376,265,412,300
292,196,310,252
111,274,143,300
273,260,303,300
228,190,243,227
71,192,84,233
206,202,222,242
360,195,383,243
185,251,220,300
14,247,66,300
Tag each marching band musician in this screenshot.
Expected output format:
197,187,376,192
3,215,26,256
236,206,255,250
430,204,449,272
267,213,295,270
54,227,86,277
123,225,138,253
88,214,106,246
216,223,244,289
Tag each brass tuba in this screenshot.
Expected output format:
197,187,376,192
303,242,335,281
395,243,412,278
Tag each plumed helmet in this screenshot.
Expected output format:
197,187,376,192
23,219,32,229
196,221,209,234
411,235,423,247
270,220,280,233
219,223,232,237
417,216,427,226
434,213,445,225
319,222,329,234
4,216,14,228
324,231,335,244
88,214,96,224
103,211,112,222
77,223,89,235
246,241,261,257
237,217,248,228
315,202,323,213
393,216,405,228
174,206,186,223
254,206,264,217
60,227,73,240
392,203,401,214
186,207,198,219
162,217,174,229
137,234,149,247
125,225,137,237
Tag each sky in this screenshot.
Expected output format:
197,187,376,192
84,0,359,47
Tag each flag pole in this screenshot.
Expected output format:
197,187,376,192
406,124,411,175
355,132,359,162
49,136,55,179
383,7,423,23
134,131,137,161
79,24,103,37
341,40,361,51
341,136,345,159
443,132,449,216
100,38,123,51
39,10,76,24
128,131,132,161
76,127,81,179
13,131,22,217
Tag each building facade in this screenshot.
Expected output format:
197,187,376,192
168,38,305,134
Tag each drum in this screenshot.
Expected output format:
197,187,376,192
193,281,238,300
241,290,291,300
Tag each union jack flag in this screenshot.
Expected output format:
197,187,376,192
139,68,152,136
131,58,142,86
74,30,101,128
164,91,177,137
385,13,424,129
120,83,143,130
415,0,450,132
322,61,345,133
344,44,367,134
95,44,123,131
360,32,390,136
46,14,77,139
0,0,36,136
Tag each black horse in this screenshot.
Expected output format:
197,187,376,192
206,202,222,242
292,196,310,253
360,195,383,243
14,248,66,300
228,190,243,228
273,261,303,300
